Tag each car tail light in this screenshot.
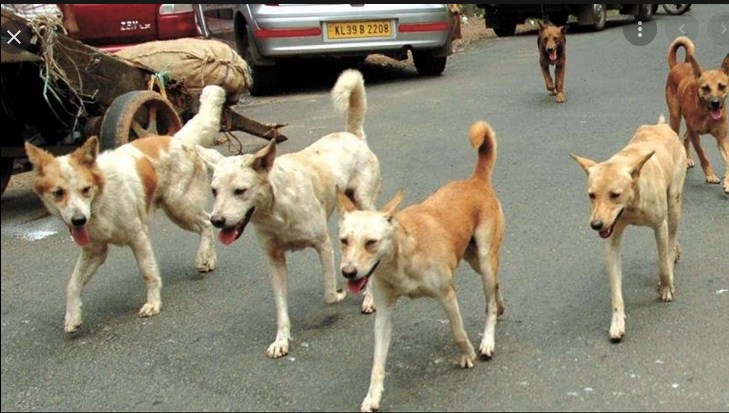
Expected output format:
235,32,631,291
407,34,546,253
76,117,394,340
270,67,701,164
159,4,193,15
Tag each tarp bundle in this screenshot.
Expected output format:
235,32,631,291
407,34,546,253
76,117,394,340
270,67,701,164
115,38,252,104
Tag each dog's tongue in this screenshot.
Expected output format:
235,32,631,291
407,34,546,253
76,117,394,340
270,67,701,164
347,277,369,294
70,226,90,246
710,109,723,120
599,227,612,239
218,228,240,245
549,50,557,61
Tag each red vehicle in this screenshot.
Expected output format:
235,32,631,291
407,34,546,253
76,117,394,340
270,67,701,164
66,4,200,52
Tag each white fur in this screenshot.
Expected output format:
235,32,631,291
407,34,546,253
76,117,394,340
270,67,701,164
197,69,381,359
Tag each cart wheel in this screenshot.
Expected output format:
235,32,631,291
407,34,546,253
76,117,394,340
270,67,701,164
1,158,14,196
99,90,183,150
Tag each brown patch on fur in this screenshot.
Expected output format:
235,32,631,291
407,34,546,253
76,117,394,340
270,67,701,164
135,157,158,209
131,135,172,160
537,20,567,103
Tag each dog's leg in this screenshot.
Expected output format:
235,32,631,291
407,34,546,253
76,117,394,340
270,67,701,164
265,246,292,359
64,243,108,334
361,285,375,314
668,180,684,265
687,131,720,184
682,132,695,169
437,283,477,368
361,290,396,412
540,63,555,95
604,225,627,342
554,63,565,103
161,187,217,273
130,233,163,317
716,135,729,193
315,235,347,304
465,241,504,360
654,220,676,302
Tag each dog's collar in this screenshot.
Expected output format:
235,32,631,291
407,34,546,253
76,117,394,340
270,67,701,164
364,260,381,279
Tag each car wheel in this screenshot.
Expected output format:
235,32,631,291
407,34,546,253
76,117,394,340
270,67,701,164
662,4,692,15
236,25,276,96
413,51,447,76
634,4,653,21
491,18,517,37
592,4,607,31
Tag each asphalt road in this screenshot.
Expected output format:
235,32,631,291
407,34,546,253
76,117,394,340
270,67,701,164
2,5,728,412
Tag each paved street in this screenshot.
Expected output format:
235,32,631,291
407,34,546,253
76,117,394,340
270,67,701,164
2,5,727,412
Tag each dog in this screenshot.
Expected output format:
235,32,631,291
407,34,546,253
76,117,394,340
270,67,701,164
24,85,226,334
665,35,729,193
337,120,505,412
196,69,381,359
571,115,687,342
538,20,567,103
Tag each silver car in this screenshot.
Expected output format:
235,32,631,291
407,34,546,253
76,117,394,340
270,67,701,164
201,4,454,95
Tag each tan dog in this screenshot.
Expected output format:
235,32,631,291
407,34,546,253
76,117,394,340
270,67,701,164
196,69,381,359
24,85,226,334
571,116,687,342
538,20,567,103
665,36,729,193
337,121,505,412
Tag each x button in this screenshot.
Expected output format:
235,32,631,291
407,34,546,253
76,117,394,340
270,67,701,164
1,20,32,54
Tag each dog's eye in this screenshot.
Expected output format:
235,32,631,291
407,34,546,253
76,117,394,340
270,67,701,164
701,85,711,93
234,188,247,196
81,186,92,197
365,240,377,249
52,188,65,199
719,83,727,91
340,238,349,246
588,192,596,200
610,192,621,200
211,188,217,198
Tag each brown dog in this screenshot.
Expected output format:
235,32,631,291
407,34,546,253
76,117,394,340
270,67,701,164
571,116,686,342
538,20,567,103
665,36,729,193
337,121,505,412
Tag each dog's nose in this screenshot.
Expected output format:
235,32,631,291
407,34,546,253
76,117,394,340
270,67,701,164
210,215,225,228
710,99,721,110
342,269,358,279
590,219,603,231
71,215,87,227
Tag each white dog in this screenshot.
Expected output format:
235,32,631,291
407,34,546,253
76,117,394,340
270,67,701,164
25,85,226,334
197,69,382,358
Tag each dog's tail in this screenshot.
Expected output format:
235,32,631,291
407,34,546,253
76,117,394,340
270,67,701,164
174,85,227,148
667,36,695,70
469,120,497,181
331,69,367,140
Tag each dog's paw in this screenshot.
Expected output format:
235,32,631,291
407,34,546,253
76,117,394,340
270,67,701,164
64,320,82,335
361,396,380,412
138,301,162,317
325,288,347,304
659,283,675,302
723,181,729,194
556,93,565,103
686,158,695,168
196,247,217,272
479,338,495,361
609,313,626,342
459,352,476,369
266,339,289,359
706,174,721,184
361,291,375,314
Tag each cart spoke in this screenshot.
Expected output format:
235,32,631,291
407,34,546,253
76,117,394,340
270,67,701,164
147,105,158,135
131,120,147,139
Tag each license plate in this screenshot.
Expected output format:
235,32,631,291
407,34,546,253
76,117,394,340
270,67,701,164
327,20,392,40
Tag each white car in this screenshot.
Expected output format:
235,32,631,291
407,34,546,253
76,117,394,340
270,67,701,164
201,4,454,95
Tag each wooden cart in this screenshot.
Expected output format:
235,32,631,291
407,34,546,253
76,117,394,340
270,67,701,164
1,8,287,195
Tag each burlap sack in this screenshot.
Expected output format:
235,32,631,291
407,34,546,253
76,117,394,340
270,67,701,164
115,38,252,103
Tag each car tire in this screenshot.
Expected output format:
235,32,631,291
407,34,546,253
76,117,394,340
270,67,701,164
491,19,517,37
662,4,692,15
634,4,653,21
550,11,569,27
413,51,447,76
235,24,277,96
591,4,607,31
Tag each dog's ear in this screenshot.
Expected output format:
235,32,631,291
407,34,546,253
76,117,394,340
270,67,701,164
687,54,703,79
382,189,405,219
629,150,655,179
537,19,548,31
559,25,568,35
251,140,276,173
570,153,596,175
196,145,224,170
24,141,55,174
721,53,729,76
71,136,99,167
336,185,358,214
